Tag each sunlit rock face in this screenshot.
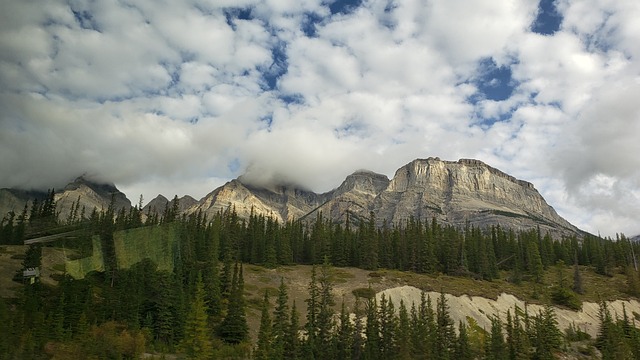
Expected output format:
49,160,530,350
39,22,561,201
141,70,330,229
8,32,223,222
0,158,582,237
189,158,582,237
374,158,578,235
55,176,131,219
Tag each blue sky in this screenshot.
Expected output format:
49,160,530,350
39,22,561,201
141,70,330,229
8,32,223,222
0,0,639,237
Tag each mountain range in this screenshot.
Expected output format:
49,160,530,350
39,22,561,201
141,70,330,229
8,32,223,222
1,157,584,238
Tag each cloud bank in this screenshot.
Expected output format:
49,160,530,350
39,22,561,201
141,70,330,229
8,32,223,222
1,0,638,237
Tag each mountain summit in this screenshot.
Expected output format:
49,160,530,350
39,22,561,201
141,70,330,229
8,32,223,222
0,158,582,237
187,157,581,237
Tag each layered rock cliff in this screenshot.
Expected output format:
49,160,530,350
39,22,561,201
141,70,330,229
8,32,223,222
188,157,581,237
54,176,131,219
143,194,197,216
0,157,583,237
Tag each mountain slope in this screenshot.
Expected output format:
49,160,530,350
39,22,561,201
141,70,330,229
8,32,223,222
54,176,131,219
189,157,581,237
0,157,582,237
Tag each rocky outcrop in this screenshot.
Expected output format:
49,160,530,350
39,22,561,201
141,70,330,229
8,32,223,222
378,285,640,338
188,157,581,237
0,177,132,223
143,194,198,216
374,158,578,235
188,179,331,223
54,176,131,219
0,157,583,237
0,189,46,220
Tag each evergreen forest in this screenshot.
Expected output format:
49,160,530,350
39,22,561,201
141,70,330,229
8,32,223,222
1,195,640,359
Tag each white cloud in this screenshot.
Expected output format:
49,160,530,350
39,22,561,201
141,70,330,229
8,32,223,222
1,0,639,237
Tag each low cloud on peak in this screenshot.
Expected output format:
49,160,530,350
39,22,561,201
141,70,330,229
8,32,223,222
1,0,639,237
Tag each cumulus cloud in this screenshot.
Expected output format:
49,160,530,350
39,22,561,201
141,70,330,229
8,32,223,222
1,0,639,237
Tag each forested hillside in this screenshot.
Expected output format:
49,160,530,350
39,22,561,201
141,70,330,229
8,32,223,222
1,197,639,359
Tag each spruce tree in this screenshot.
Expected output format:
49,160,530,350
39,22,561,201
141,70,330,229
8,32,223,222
335,300,353,360
272,278,290,360
305,265,319,355
435,292,455,360
181,274,213,360
531,306,562,360
396,300,412,360
254,291,273,360
317,257,336,359
285,301,300,360
378,294,397,360
352,297,364,360
455,321,473,360
219,262,248,344
486,315,507,360
572,253,585,295
364,296,380,360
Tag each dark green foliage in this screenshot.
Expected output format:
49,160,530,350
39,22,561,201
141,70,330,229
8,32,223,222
272,278,290,360
435,292,456,360
219,262,249,344
572,254,585,295
254,291,272,360
5,201,640,359
352,287,376,299
396,300,413,360
181,274,213,359
486,315,507,360
364,296,380,360
285,301,301,360
596,301,638,360
564,322,591,342
550,286,582,311
530,306,563,360
455,321,473,360
335,300,353,360
378,294,397,360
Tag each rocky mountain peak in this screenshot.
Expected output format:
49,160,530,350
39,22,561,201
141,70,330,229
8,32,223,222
55,176,131,219
335,170,390,196
0,157,585,238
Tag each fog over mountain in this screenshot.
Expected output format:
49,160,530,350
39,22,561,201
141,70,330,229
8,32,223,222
1,0,639,237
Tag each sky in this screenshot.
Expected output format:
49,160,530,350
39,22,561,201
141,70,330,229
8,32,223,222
0,0,639,238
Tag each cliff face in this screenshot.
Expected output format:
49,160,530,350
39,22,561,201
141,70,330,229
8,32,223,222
189,179,331,223
54,177,131,219
188,158,581,237
0,157,582,237
375,158,577,234
0,189,46,219
143,194,198,216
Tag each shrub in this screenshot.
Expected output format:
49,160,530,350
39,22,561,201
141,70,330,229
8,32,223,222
551,286,582,311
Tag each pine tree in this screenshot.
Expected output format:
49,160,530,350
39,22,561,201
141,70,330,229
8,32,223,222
378,294,397,360
352,297,364,360
335,300,353,360
284,301,300,360
486,315,507,360
506,309,530,360
254,291,273,360
272,278,290,360
317,257,336,359
531,306,562,360
455,321,473,360
219,262,248,344
396,300,413,360
305,265,319,355
527,241,544,283
435,292,456,360
572,253,585,295
364,296,380,360
181,274,213,360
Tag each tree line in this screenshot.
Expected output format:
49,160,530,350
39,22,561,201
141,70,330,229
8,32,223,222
1,196,640,358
